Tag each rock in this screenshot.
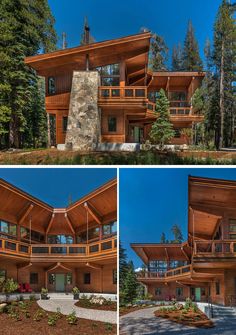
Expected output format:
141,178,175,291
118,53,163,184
0,303,7,312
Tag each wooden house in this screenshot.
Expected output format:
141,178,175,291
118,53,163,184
25,32,205,150
0,178,117,294
132,176,236,306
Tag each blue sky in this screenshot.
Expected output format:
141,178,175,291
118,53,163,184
0,168,116,207
120,168,236,268
48,0,222,65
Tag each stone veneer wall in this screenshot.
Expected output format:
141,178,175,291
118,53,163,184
65,71,101,151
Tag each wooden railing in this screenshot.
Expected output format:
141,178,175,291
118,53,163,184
0,237,30,256
98,86,147,99
170,108,191,116
194,240,236,256
0,236,117,258
45,92,70,108
136,264,191,280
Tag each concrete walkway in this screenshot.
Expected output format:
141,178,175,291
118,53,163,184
37,299,117,324
120,306,236,335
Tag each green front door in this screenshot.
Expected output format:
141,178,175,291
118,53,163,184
55,274,65,292
195,288,201,302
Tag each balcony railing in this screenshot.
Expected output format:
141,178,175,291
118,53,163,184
194,240,236,256
98,86,147,99
170,108,191,116
136,264,191,280
0,236,117,259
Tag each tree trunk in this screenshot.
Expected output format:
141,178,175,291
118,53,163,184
219,40,225,149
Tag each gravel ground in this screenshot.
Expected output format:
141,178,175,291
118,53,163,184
37,299,117,324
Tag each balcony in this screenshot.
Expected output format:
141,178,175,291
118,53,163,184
98,86,148,109
45,92,71,110
136,264,191,282
194,240,236,257
0,236,117,261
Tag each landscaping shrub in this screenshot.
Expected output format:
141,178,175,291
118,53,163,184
48,313,57,326
66,310,77,325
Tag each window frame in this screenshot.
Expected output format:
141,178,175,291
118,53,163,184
48,77,56,95
108,116,117,133
155,287,162,296
30,272,38,285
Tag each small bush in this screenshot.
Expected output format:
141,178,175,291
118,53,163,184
33,309,46,321
66,311,77,325
48,314,58,326
105,323,113,331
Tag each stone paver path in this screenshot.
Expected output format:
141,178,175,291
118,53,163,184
120,306,236,335
37,299,117,324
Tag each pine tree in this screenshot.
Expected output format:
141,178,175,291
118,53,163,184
182,21,203,71
122,261,139,304
149,89,175,149
171,224,183,243
119,242,128,291
160,232,166,243
80,17,95,45
213,0,236,148
0,0,57,148
172,43,183,71
150,34,169,71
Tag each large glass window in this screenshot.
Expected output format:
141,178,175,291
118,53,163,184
77,227,99,243
148,91,160,103
48,77,56,94
149,261,167,275
20,227,44,243
169,91,187,101
0,220,16,237
108,117,117,132
102,222,117,236
169,260,187,268
47,235,73,244
96,64,120,86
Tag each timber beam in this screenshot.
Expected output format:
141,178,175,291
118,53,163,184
84,202,102,225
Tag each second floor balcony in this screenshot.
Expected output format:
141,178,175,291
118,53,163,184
136,264,192,282
0,235,117,261
193,240,236,257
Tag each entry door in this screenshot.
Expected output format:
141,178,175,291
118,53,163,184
55,274,65,292
195,288,201,301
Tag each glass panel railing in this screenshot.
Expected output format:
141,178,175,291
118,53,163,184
101,241,112,250
5,241,16,251
32,247,49,254
19,245,29,253
69,247,86,254
51,247,67,254
89,244,99,253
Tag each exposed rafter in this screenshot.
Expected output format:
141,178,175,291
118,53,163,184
64,213,75,235
18,204,34,225
84,202,102,225
46,262,72,272
181,246,190,261
17,262,32,270
45,214,55,234
86,262,102,270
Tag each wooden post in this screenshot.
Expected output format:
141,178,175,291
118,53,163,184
120,60,126,87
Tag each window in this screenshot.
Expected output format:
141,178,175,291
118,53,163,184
108,117,117,132
149,261,167,275
102,222,117,236
216,282,220,295
155,287,162,296
169,260,187,268
0,269,6,282
169,91,187,101
47,235,73,244
229,219,236,234
77,227,99,243
84,273,91,285
49,273,55,285
113,269,117,285
201,288,206,296
30,273,38,285
148,91,160,103
66,273,72,285
96,64,120,86
48,77,56,94
0,220,17,237
20,227,44,243
176,287,183,297
63,117,68,132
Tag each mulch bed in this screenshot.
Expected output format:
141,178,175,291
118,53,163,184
155,307,214,328
0,300,116,335
75,300,117,311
